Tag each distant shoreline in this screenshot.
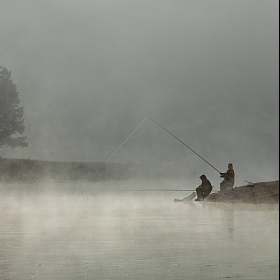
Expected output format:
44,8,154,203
1,158,278,205
0,157,187,182
206,180,279,204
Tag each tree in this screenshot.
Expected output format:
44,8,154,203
0,66,27,148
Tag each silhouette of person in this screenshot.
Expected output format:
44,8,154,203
220,163,235,191
195,174,213,201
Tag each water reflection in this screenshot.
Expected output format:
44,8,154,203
0,182,278,280
223,207,235,239
0,203,24,280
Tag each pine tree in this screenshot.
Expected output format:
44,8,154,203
0,66,27,148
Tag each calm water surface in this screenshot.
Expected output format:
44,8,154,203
0,181,279,280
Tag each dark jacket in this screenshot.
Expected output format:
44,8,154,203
220,168,235,183
199,177,212,192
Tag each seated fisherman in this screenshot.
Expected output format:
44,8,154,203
220,163,235,191
195,174,213,201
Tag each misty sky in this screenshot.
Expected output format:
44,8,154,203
0,0,279,186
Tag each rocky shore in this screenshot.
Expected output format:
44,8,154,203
206,180,279,204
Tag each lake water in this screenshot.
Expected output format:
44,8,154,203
0,180,279,280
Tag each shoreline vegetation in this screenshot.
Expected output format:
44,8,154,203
0,157,278,204
0,157,187,183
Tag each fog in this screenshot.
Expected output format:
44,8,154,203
0,1,279,186
0,181,279,279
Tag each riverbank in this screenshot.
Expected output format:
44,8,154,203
206,180,279,204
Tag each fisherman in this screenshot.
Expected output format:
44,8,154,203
195,175,213,201
220,163,235,191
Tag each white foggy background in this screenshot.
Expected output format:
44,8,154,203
0,0,278,187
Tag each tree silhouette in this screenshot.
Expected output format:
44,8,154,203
0,66,27,148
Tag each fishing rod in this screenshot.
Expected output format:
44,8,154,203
148,118,221,174
118,188,218,193
117,189,196,192
92,117,147,179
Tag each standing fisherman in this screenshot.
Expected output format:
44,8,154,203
195,175,213,201
220,163,235,191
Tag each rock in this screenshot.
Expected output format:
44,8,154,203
205,180,279,204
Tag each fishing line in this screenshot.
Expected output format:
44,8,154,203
148,118,221,174
93,117,147,179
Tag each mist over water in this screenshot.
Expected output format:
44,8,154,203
0,1,278,278
0,180,278,280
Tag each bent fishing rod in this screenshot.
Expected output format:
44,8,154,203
148,118,221,174
92,117,221,180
